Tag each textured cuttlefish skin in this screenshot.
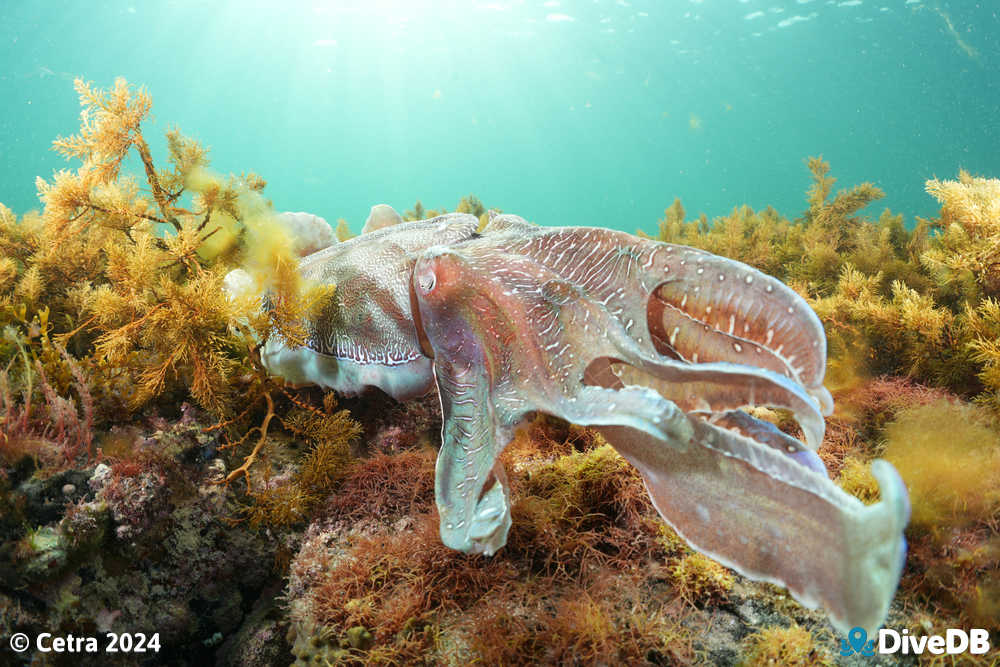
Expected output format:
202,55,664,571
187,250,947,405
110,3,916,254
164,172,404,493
260,213,479,399
261,211,910,636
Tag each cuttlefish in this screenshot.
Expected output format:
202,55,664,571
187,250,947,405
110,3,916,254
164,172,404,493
259,209,909,636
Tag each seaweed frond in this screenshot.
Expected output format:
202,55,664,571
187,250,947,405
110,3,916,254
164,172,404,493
1,336,94,472
1,78,354,485
239,392,361,529
742,624,831,667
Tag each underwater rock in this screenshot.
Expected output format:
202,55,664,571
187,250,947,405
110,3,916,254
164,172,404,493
346,625,375,650
19,468,94,526
0,410,286,665
216,585,291,667
89,462,168,542
58,499,109,553
15,525,68,580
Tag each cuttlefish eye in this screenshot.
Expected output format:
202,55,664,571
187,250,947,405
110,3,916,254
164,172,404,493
416,267,437,294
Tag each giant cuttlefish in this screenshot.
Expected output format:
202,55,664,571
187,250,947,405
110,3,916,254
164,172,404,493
259,209,909,636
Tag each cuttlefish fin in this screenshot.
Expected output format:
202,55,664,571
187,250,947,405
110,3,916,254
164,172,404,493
597,418,909,636
432,356,513,556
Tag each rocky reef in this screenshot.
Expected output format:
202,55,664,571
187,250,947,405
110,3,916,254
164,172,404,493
1,79,997,665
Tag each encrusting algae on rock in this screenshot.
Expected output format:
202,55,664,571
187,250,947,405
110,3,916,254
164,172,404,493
1,78,999,664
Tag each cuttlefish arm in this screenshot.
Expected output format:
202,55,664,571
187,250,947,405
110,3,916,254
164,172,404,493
597,419,909,636
413,237,822,552
483,220,834,451
483,218,834,416
589,356,827,452
414,239,908,634
415,245,693,554
432,350,516,555
413,240,820,552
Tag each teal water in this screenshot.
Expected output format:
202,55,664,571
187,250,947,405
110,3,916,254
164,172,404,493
1,0,996,235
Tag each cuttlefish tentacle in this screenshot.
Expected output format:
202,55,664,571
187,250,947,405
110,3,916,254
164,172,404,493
597,419,909,637
704,409,827,474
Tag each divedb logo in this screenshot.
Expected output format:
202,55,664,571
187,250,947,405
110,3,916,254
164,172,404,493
840,626,992,657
